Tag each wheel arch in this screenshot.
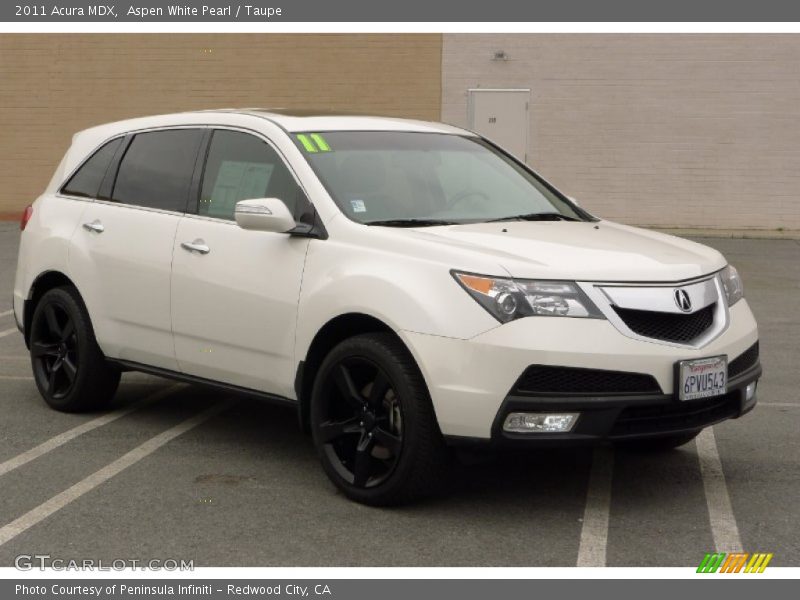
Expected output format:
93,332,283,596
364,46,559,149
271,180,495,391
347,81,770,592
24,270,82,346
295,312,420,433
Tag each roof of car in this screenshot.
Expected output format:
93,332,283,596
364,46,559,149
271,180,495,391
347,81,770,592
76,109,472,141
215,108,471,135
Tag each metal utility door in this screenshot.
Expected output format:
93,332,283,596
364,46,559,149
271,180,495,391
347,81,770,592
468,89,530,162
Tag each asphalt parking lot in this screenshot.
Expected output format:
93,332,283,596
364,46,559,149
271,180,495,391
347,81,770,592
0,221,798,567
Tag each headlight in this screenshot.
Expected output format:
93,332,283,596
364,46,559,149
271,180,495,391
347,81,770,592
719,264,744,306
452,271,604,323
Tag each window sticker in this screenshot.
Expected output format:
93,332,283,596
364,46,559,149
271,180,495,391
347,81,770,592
206,160,274,218
350,199,367,213
296,134,318,153
297,133,332,153
310,133,332,152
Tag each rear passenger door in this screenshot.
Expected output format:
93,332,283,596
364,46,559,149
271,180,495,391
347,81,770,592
69,128,205,371
170,129,311,397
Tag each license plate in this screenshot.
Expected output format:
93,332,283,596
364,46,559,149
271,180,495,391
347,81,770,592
678,356,728,401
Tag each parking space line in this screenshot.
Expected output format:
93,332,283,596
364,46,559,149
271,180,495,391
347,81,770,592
0,375,34,380
759,402,800,408
0,328,18,339
0,398,236,548
0,310,12,318
0,384,185,478
696,427,743,552
576,446,614,567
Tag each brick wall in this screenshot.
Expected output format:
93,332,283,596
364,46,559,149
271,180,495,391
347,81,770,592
4,33,797,231
442,34,800,231
0,34,442,217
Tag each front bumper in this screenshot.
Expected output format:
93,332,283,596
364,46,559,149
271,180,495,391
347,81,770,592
484,361,759,446
400,300,760,441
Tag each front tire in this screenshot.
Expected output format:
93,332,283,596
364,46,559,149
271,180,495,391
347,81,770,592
29,286,120,412
310,333,449,506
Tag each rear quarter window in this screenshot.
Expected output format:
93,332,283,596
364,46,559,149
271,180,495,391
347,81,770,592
61,137,124,199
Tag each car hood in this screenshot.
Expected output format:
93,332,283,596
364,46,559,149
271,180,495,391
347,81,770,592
409,220,727,282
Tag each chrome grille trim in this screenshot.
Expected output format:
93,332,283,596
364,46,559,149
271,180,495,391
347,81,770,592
578,274,730,349
600,277,718,314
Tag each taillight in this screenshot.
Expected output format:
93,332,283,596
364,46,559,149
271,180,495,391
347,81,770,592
20,205,33,231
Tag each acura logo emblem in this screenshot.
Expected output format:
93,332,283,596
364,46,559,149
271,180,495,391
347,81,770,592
674,288,692,312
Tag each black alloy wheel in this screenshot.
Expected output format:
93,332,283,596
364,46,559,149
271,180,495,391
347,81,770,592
317,356,404,489
311,333,449,506
29,286,120,412
31,301,79,399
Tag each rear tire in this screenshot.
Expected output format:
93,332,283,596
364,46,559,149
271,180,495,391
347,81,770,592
29,286,120,412
310,332,449,506
615,429,701,452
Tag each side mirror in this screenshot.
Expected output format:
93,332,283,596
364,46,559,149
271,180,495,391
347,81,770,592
235,198,296,233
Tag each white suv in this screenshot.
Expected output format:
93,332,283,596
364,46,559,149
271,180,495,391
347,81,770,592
13,110,761,505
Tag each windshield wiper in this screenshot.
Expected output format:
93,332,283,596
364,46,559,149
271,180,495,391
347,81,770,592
364,219,458,227
485,212,581,223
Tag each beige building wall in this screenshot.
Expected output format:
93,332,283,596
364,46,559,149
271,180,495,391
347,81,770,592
442,34,800,231
0,34,442,218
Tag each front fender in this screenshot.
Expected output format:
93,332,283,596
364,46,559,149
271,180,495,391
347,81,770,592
294,240,499,362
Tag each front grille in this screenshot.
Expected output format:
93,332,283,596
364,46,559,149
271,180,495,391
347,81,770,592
613,303,715,343
513,365,662,396
729,342,759,379
610,392,740,437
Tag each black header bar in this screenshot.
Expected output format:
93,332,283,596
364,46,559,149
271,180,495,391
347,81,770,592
4,1,800,22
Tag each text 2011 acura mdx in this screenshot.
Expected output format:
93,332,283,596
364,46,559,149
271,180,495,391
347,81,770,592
13,110,761,505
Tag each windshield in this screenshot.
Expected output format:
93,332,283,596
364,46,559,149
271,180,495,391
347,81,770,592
295,131,589,226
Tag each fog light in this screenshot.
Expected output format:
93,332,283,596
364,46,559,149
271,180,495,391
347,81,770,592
503,412,579,433
745,382,757,402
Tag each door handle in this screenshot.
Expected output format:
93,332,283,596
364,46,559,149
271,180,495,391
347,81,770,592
82,220,104,233
181,239,210,255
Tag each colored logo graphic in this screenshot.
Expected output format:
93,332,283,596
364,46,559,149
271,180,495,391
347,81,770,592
697,552,773,573
296,133,332,153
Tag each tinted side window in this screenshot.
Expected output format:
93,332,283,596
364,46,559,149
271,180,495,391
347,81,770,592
112,129,204,212
62,137,123,198
199,130,304,221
